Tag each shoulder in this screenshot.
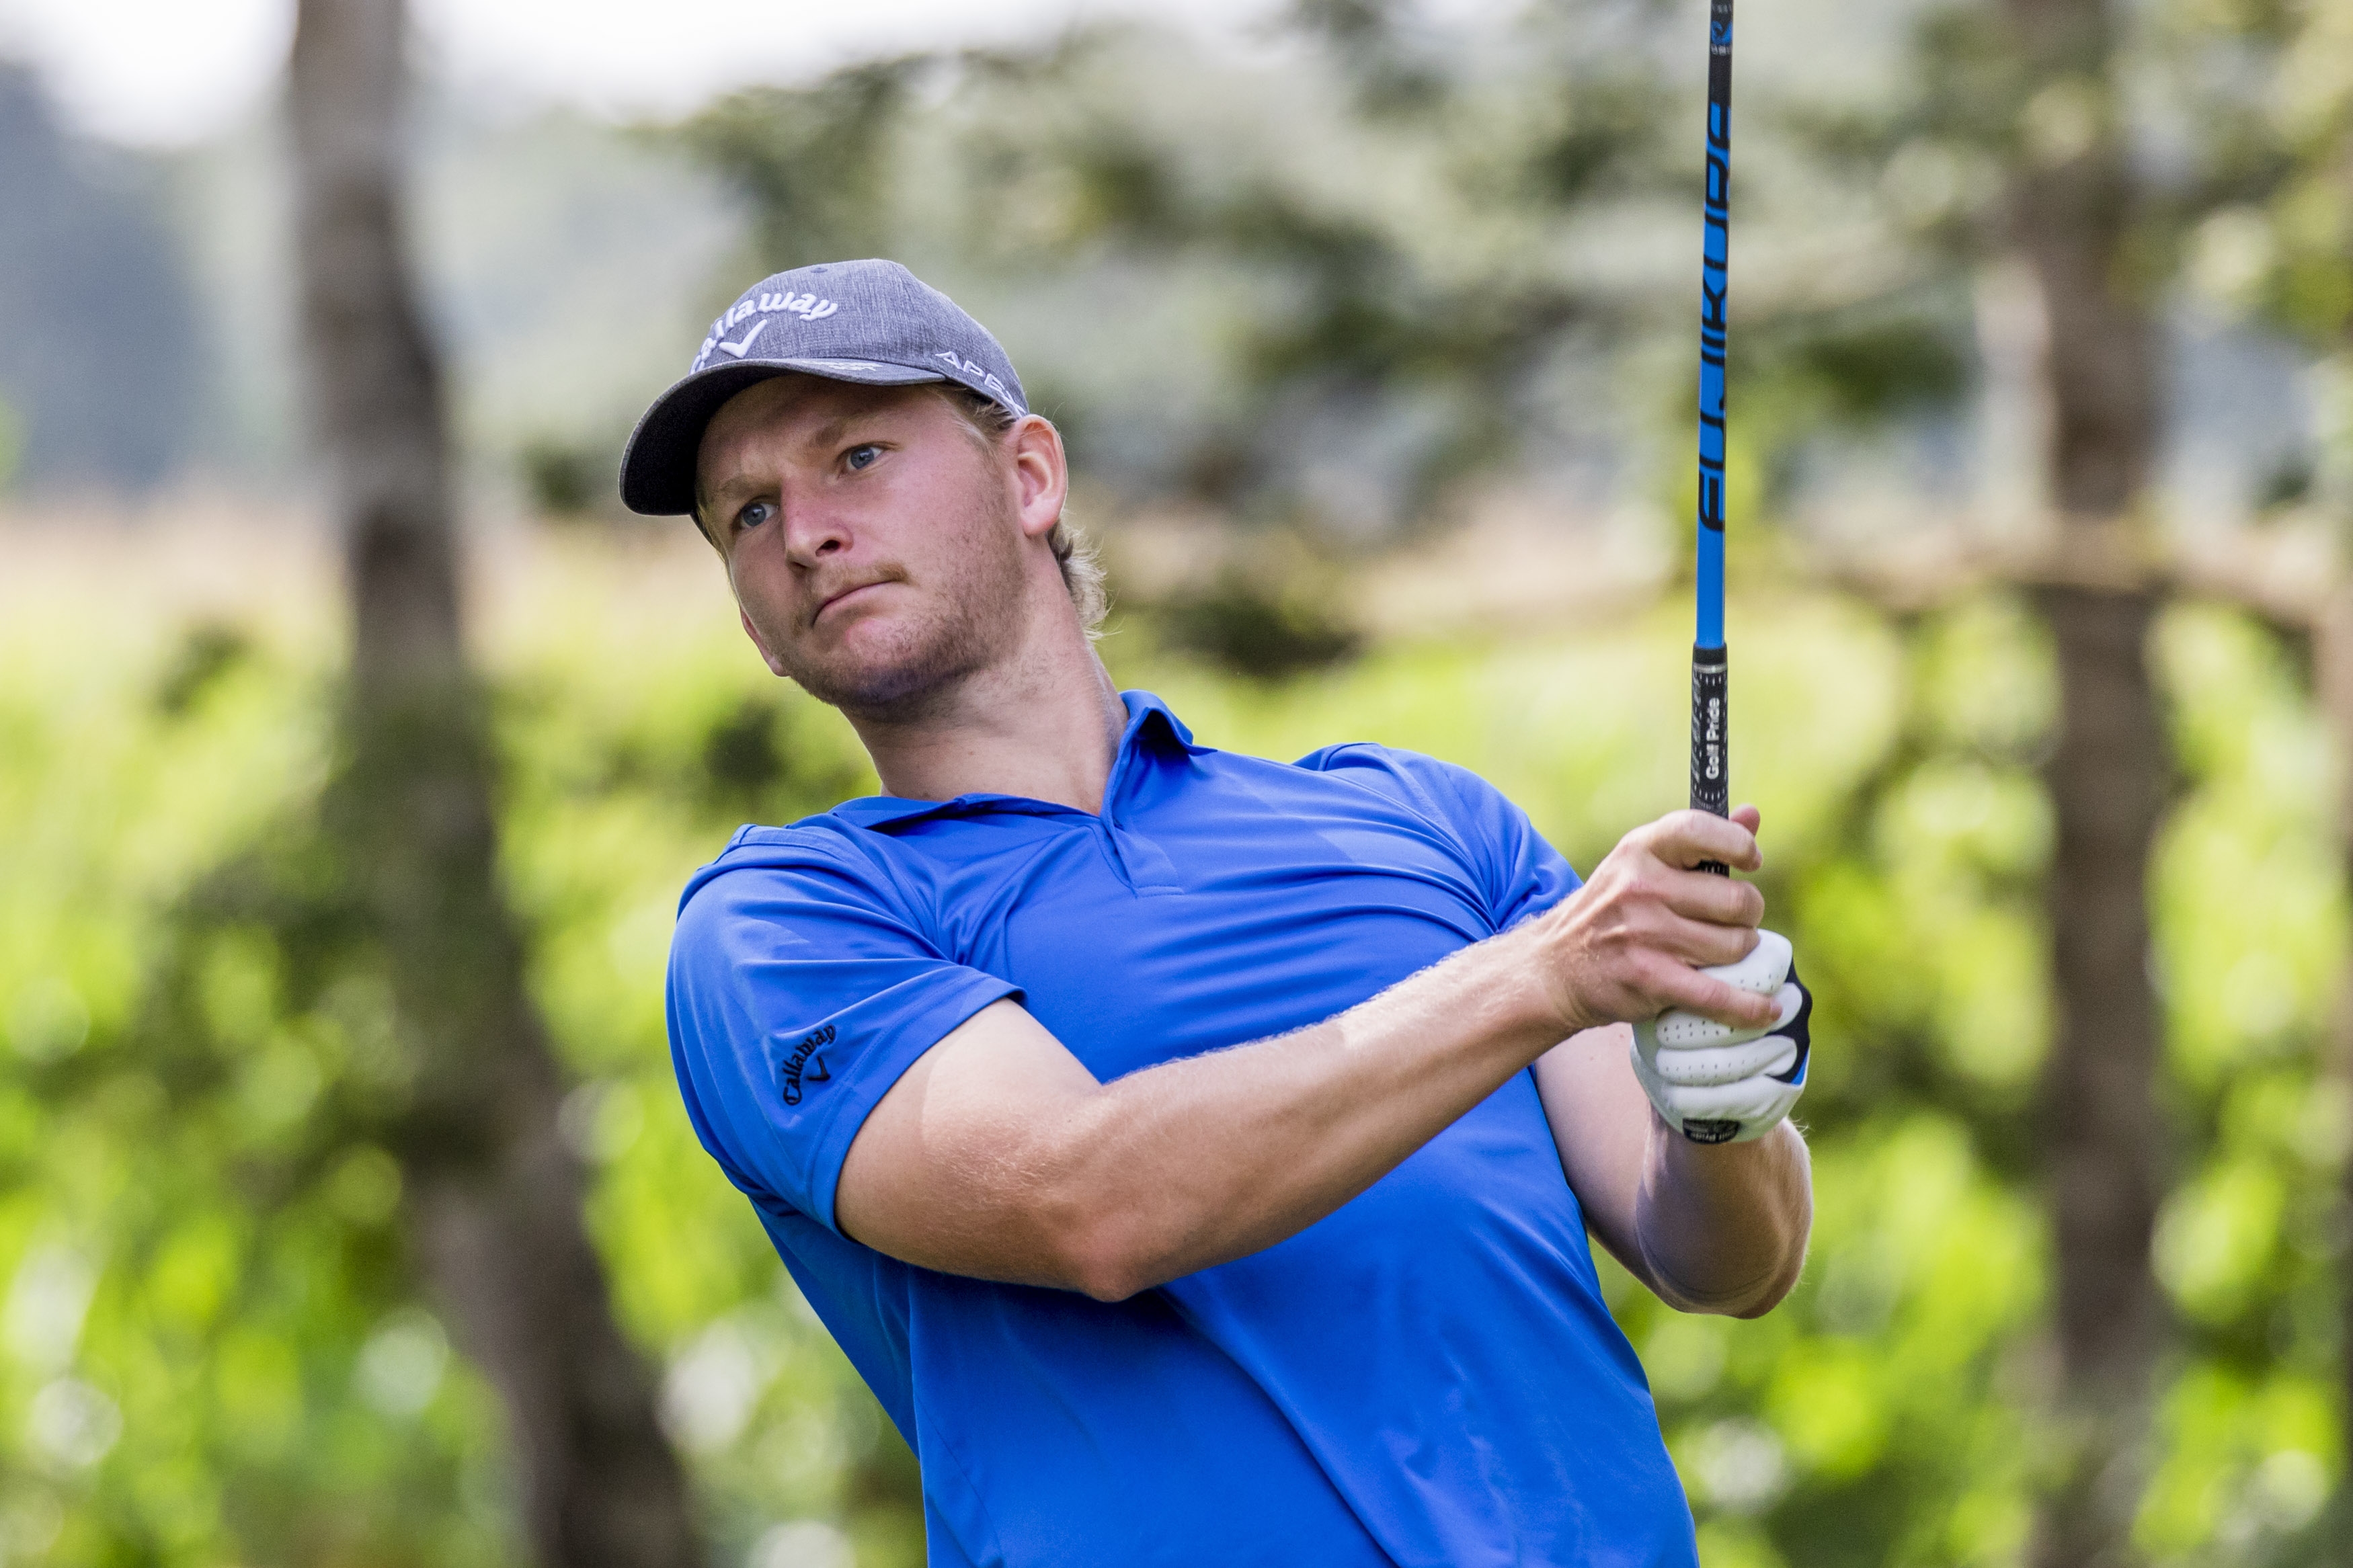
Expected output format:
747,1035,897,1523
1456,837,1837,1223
1291,741,1578,921
1289,742,1512,831
673,814,927,956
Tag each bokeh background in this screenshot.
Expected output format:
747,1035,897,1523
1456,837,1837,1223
1,0,2348,1563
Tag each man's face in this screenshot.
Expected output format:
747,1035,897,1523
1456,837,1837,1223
696,376,1049,717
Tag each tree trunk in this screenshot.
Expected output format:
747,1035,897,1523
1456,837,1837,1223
2001,0,2171,1558
2028,582,2168,1568
286,3,702,1564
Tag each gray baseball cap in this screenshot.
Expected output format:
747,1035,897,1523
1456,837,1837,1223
618,258,1029,517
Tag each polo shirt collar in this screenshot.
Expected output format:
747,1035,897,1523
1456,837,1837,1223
1119,688,1202,756
826,690,1202,830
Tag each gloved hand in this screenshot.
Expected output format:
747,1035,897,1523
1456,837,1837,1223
1630,929,1811,1145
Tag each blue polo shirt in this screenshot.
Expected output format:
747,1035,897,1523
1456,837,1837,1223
667,692,1697,1567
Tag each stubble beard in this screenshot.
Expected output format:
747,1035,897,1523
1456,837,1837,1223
776,494,1031,725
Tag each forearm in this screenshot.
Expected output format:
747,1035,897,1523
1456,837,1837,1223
1633,1116,1812,1315
1058,930,1564,1294
843,925,1567,1301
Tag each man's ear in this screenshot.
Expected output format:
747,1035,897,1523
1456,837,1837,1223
1007,415,1068,542
740,607,789,677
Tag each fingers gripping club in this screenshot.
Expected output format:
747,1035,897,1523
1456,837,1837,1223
1632,930,1812,1145
1637,927,1786,1053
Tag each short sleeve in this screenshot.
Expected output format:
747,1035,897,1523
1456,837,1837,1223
1297,745,1582,932
666,840,1021,1231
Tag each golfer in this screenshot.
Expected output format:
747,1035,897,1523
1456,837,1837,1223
627,260,1816,1567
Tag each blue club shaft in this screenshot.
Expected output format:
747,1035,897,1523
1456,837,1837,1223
1690,0,1734,863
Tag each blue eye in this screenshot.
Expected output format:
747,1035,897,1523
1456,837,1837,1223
846,444,882,472
735,500,775,531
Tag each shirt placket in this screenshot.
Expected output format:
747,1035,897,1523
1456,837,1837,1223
1095,739,1183,895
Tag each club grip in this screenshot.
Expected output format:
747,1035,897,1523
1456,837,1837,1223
1690,645,1728,874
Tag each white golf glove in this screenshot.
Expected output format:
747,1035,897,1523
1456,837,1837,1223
1630,929,1812,1145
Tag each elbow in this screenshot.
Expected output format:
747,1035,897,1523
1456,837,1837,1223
1712,1220,1812,1318
1003,1110,1178,1302
1656,1257,1804,1319
1747,1227,1814,1316
1646,1218,1812,1319
1733,1199,1816,1317
1036,1186,1166,1303
1739,1228,1814,1317
1724,1252,1806,1319
1070,1260,1151,1305
1662,1141,1814,1318
1058,1221,1161,1303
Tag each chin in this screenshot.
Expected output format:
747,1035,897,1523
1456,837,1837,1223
787,615,992,718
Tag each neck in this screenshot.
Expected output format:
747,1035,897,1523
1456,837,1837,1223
843,612,1127,815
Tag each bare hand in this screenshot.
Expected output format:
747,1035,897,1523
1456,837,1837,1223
1526,805,1777,1037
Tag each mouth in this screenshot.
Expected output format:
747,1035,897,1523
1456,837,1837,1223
811,577,895,627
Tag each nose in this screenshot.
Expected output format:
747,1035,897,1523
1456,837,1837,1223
779,491,850,570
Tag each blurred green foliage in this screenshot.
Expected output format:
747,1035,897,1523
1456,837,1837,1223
670,11,1730,536
0,0,2344,1560
0,535,2343,1563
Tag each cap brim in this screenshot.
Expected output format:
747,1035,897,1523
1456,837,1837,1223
617,357,948,516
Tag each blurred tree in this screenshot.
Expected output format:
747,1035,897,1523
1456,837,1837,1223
285,1,699,1564
2157,0,2353,1542
1785,0,2207,1551
1994,0,2176,1557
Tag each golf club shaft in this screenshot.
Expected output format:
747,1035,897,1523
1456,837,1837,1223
1691,0,1734,874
